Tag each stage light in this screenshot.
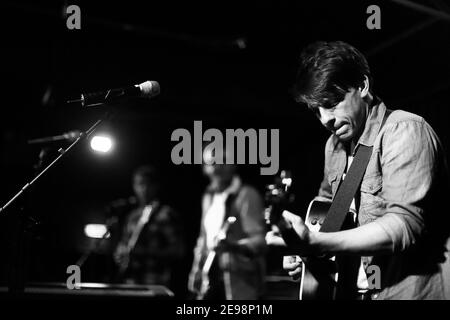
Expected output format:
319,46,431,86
84,224,110,239
90,135,113,153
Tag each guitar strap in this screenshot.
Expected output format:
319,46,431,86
320,104,389,233
319,145,372,232
126,201,161,251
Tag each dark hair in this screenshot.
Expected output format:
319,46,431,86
292,41,373,109
133,165,161,185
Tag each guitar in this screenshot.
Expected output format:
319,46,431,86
265,171,359,300
197,216,237,300
299,200,358,300
264,170,299,249
114,204,155,277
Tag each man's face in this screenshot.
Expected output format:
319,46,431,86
202,149,236,183
312,88,368,142
133,175,157,204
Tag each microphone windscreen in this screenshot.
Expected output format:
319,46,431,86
138,81,160,98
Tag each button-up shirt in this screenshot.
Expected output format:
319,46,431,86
317,101,450,299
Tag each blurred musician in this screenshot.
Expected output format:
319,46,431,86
112,165,185,292
188,147,267,300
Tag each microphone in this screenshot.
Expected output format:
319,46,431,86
67,81,160,107
28,130,81,144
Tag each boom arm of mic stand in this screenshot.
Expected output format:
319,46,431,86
0,112,112,215
0,111,112,294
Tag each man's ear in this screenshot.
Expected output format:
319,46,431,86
360,75,370,98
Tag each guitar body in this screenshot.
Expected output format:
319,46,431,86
114,205,154,278
265,171,360,300
299,200,336,300
299,199,359,300
197,216,236,300
197,250,216,300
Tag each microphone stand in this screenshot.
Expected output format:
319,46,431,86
75,216,117,268
0,111,112,294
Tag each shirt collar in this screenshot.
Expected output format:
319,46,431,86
356,98,387,148
207,175,242,195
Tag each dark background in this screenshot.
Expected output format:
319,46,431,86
1,0,449,298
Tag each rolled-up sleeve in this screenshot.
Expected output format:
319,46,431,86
374,119,441,252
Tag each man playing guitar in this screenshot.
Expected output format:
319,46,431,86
267,41,450,300
188,147,267,300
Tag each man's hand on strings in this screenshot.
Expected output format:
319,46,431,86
283,255,302,280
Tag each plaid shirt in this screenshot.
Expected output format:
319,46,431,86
115,202,185,287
